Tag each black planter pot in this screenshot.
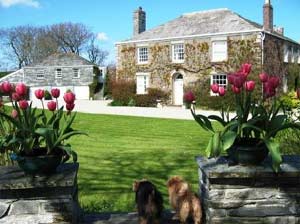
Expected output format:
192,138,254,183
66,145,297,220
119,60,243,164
11,150,63,175
227,138,269,165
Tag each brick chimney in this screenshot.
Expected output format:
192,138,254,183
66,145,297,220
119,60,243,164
133,7,146,36
263,0,273,31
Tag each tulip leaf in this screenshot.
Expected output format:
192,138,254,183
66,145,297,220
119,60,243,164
205,137,213,158
211,132,221,157
222,130,237,151
208,115,227,126
264,138,282,172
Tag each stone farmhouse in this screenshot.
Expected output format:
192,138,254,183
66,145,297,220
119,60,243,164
116,0,300,105
0,53,101,100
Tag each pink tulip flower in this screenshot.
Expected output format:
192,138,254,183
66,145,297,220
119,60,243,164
35,89,45,100
211,84,219,94
19,100,28,110
184,91,196,103
51,88,60,98
218,87,226,96
66,103,75,111
1,81,12,94
269,76,280,89
241,63,252,77
47,101,57,111
245,81,256,92
259,73,269,83
15,83,27,97
231,85,241,94
12,93,21,101
63,92,76,104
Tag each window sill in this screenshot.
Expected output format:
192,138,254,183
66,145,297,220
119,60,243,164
172,60,184,64
137,61,149,65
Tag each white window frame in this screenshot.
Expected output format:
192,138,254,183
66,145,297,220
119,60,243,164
212,40,228,62
36,69,45,80
137,47,149,64
210,73,227,96
72,68,80,79
172,42,184,63
55,68,62,79
284,44,289,63
136,72,149,95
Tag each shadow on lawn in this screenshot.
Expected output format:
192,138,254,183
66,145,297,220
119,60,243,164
78,149,201,212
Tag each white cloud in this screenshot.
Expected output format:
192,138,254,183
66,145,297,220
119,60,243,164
0,0,40,8
97,32,108,41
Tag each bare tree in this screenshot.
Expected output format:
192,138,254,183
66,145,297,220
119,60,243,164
0,26,59,69
87,35,109,65
49,22,93,55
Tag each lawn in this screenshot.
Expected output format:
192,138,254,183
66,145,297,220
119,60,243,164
69,112,211,213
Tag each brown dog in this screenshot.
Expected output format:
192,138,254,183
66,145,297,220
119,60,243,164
167,176,202,224
133,179,163,224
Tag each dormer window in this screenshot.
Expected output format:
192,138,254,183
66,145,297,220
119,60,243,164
36,69,44,79
73,68,80,78
212,40,227,62
172,43,184,63
137,47,148,64
55,68,62,79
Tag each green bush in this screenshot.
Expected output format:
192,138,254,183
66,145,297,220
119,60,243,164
280,91,300,110
134,88,170,107
111,80,136,106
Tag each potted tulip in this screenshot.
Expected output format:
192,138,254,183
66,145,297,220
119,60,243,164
0,82,85,175
191,63,300,172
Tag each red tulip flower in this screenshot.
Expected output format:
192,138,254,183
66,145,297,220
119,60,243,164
245,81,256,92
241,63,252,77
211,84,219,94
227,74,235,85
184,91,196,103
51,88,60,98
269,76,280,89
19,100,28,110
15,83,27,97
231,85,241,94
12,93,21,101
47,101,57,111
259,73,269,83
66,103,75,111
263,82,276,98
11,109,18,119
232,75,245,88
1,81,12,94
218,87,226,96
34,89,45,100
63,92,76,104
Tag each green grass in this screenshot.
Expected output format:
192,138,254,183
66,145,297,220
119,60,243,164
69,113,210,213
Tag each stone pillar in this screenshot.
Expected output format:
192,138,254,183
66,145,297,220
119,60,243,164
0,163,80,223
196,156,300,223
133,7,146,36
263,0,273,32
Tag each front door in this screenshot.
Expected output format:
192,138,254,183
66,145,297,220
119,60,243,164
173,74,183,105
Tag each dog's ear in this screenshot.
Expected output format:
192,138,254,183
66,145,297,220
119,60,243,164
133,180,140,192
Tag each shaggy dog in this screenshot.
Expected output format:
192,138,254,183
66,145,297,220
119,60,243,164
133,179,163,224
167,176,202,224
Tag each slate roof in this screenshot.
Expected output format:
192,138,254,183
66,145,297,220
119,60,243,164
124,8,262,42
28,53,96,67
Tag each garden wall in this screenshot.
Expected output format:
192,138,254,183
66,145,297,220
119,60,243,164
197,155,300,223
0,163,80,223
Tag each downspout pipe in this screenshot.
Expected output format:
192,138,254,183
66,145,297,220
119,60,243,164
260,31,266,100
260,31,266,70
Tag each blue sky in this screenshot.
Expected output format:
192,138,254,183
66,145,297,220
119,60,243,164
0,0,299,66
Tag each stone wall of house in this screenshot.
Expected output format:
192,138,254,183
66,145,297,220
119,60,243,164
116,33,262,103
24,66,94,87
197,156,300,224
